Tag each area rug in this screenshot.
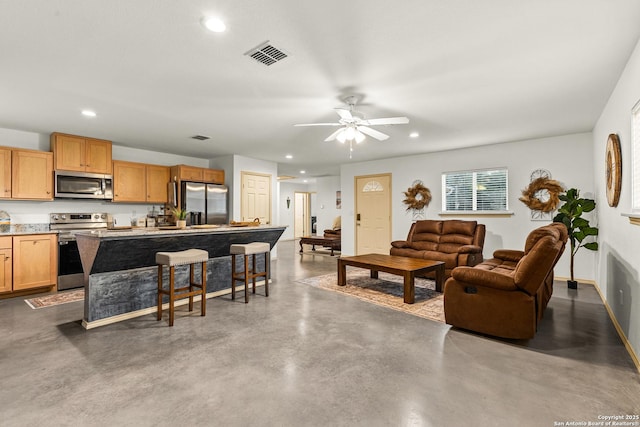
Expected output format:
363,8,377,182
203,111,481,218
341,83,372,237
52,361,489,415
297,271,445,323
25,289,84,309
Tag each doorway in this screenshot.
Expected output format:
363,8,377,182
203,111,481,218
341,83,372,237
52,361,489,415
355,173,392,254
241,171,271,224
294,191,311,238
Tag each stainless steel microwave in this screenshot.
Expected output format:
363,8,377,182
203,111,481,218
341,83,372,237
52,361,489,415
54,171,113,200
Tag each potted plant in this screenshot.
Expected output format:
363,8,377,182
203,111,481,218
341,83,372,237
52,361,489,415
552,188,598,289
171,207,188,228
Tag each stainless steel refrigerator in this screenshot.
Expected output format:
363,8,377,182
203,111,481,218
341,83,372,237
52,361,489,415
181,182,228,225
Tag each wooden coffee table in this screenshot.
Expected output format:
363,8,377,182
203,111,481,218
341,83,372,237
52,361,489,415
337,254,445,304
299,236,341,256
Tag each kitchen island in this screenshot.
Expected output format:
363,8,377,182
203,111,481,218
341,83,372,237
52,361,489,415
76,225,286,328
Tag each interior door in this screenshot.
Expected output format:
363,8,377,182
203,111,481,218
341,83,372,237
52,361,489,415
241,172,271,224
355,174,391,255
294,192,310,238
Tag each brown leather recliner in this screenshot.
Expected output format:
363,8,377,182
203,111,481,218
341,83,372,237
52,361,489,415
390,220,485,278
443,222,568,339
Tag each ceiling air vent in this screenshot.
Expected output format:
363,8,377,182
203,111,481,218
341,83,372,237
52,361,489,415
191,135,211,141
245,41,288,66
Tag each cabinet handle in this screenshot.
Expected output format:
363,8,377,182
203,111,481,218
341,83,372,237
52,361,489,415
47,191,51,194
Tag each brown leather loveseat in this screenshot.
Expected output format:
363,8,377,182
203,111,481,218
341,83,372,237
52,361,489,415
390,220,485,278
443,222,568,339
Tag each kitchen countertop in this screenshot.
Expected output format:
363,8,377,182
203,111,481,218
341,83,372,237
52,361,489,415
75,224,285,240
0,224,57,236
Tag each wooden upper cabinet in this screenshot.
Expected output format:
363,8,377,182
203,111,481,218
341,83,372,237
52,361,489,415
11,149,53,200
51,133,112,174
113,160,147,202
171,165,224,184
146,165,170,203
174,165,203,181
0,147,11,198
203,168,224,184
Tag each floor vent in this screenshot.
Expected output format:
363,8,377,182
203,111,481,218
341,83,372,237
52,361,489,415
191,135,211,141
245,41,288,66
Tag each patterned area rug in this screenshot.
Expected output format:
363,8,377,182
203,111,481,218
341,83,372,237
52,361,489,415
25,289,84,309
298,271,445,323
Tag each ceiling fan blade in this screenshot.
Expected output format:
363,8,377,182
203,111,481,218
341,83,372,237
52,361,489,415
335,108,353,120
362,116,409,126
324,128,344,142
294,123,341,127
358,126,389,141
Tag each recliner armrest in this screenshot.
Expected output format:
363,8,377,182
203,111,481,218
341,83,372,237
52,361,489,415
451,266,518,291
457,244,482,254
493,249,524,262
391,240,410,249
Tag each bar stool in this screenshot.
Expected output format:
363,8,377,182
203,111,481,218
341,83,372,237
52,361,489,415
230,242,271,303
156,249,209,326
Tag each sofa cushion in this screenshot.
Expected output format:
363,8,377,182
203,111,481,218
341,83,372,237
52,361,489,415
524,226,559,254
411,241,439,251
442,220,477,236
421,250,458,269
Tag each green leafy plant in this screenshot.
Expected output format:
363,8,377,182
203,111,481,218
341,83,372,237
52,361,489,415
552,188,598,284
170,207,188,220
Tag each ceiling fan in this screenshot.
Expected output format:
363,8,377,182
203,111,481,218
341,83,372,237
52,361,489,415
294,96,409,144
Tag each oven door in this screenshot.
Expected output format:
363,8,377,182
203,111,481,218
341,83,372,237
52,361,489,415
58,239,85,290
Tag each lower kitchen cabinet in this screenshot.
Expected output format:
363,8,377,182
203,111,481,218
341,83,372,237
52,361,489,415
11,234,57,292
0,237,11,293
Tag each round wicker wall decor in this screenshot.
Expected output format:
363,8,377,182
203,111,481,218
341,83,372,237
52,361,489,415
519,177,564,212
403,182,432,211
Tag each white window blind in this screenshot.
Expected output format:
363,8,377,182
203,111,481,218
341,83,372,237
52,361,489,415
633,100,640,210
442,168,508,212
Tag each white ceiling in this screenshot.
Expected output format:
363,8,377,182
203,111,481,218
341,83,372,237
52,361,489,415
2,1,640,179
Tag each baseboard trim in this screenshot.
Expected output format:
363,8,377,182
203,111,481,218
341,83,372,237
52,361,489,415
586,280,640,373
555,276,597,286
82,281,267,330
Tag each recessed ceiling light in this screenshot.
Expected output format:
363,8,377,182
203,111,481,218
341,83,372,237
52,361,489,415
409,132,419,138
303,180,308,183
202,16,226,33
81,110,96,117
300,170,306,174
285,154,293,159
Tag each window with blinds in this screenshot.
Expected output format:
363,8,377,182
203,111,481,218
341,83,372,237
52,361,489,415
442,168,508,212
633,100,640,210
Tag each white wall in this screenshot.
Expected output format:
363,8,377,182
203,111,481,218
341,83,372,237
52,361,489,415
593,37,640,360
278,181,315,241
340,132,595,280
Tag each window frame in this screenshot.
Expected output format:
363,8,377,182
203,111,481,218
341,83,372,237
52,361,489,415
440,167,511,215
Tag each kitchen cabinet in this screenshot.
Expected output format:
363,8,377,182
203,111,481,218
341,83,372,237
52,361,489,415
173,164,203,181
146,164,170,203
51,132,112,174
171,165,224,184
113,160,146,202
0,236,11,293
113,161,169,203
0,147,11,198
12,234,57,291
203,168,224,184
11,149,53,200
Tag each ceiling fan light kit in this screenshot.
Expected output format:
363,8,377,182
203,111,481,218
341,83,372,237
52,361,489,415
294,96,409,156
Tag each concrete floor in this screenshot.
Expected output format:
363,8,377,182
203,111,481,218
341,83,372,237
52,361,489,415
1,239,639,426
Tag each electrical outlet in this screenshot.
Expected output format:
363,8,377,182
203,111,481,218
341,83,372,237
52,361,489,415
619,289,624,306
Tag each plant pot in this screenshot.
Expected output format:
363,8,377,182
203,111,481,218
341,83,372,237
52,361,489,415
567,280,578,289
176,220,187,229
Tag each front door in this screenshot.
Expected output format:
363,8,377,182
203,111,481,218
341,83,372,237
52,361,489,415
241,172,271,224
355,174,392,254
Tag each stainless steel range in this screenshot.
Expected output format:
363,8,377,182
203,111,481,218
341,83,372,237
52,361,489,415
50,212,109,290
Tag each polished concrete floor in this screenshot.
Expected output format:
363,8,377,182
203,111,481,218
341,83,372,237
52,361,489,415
1,240,639,426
